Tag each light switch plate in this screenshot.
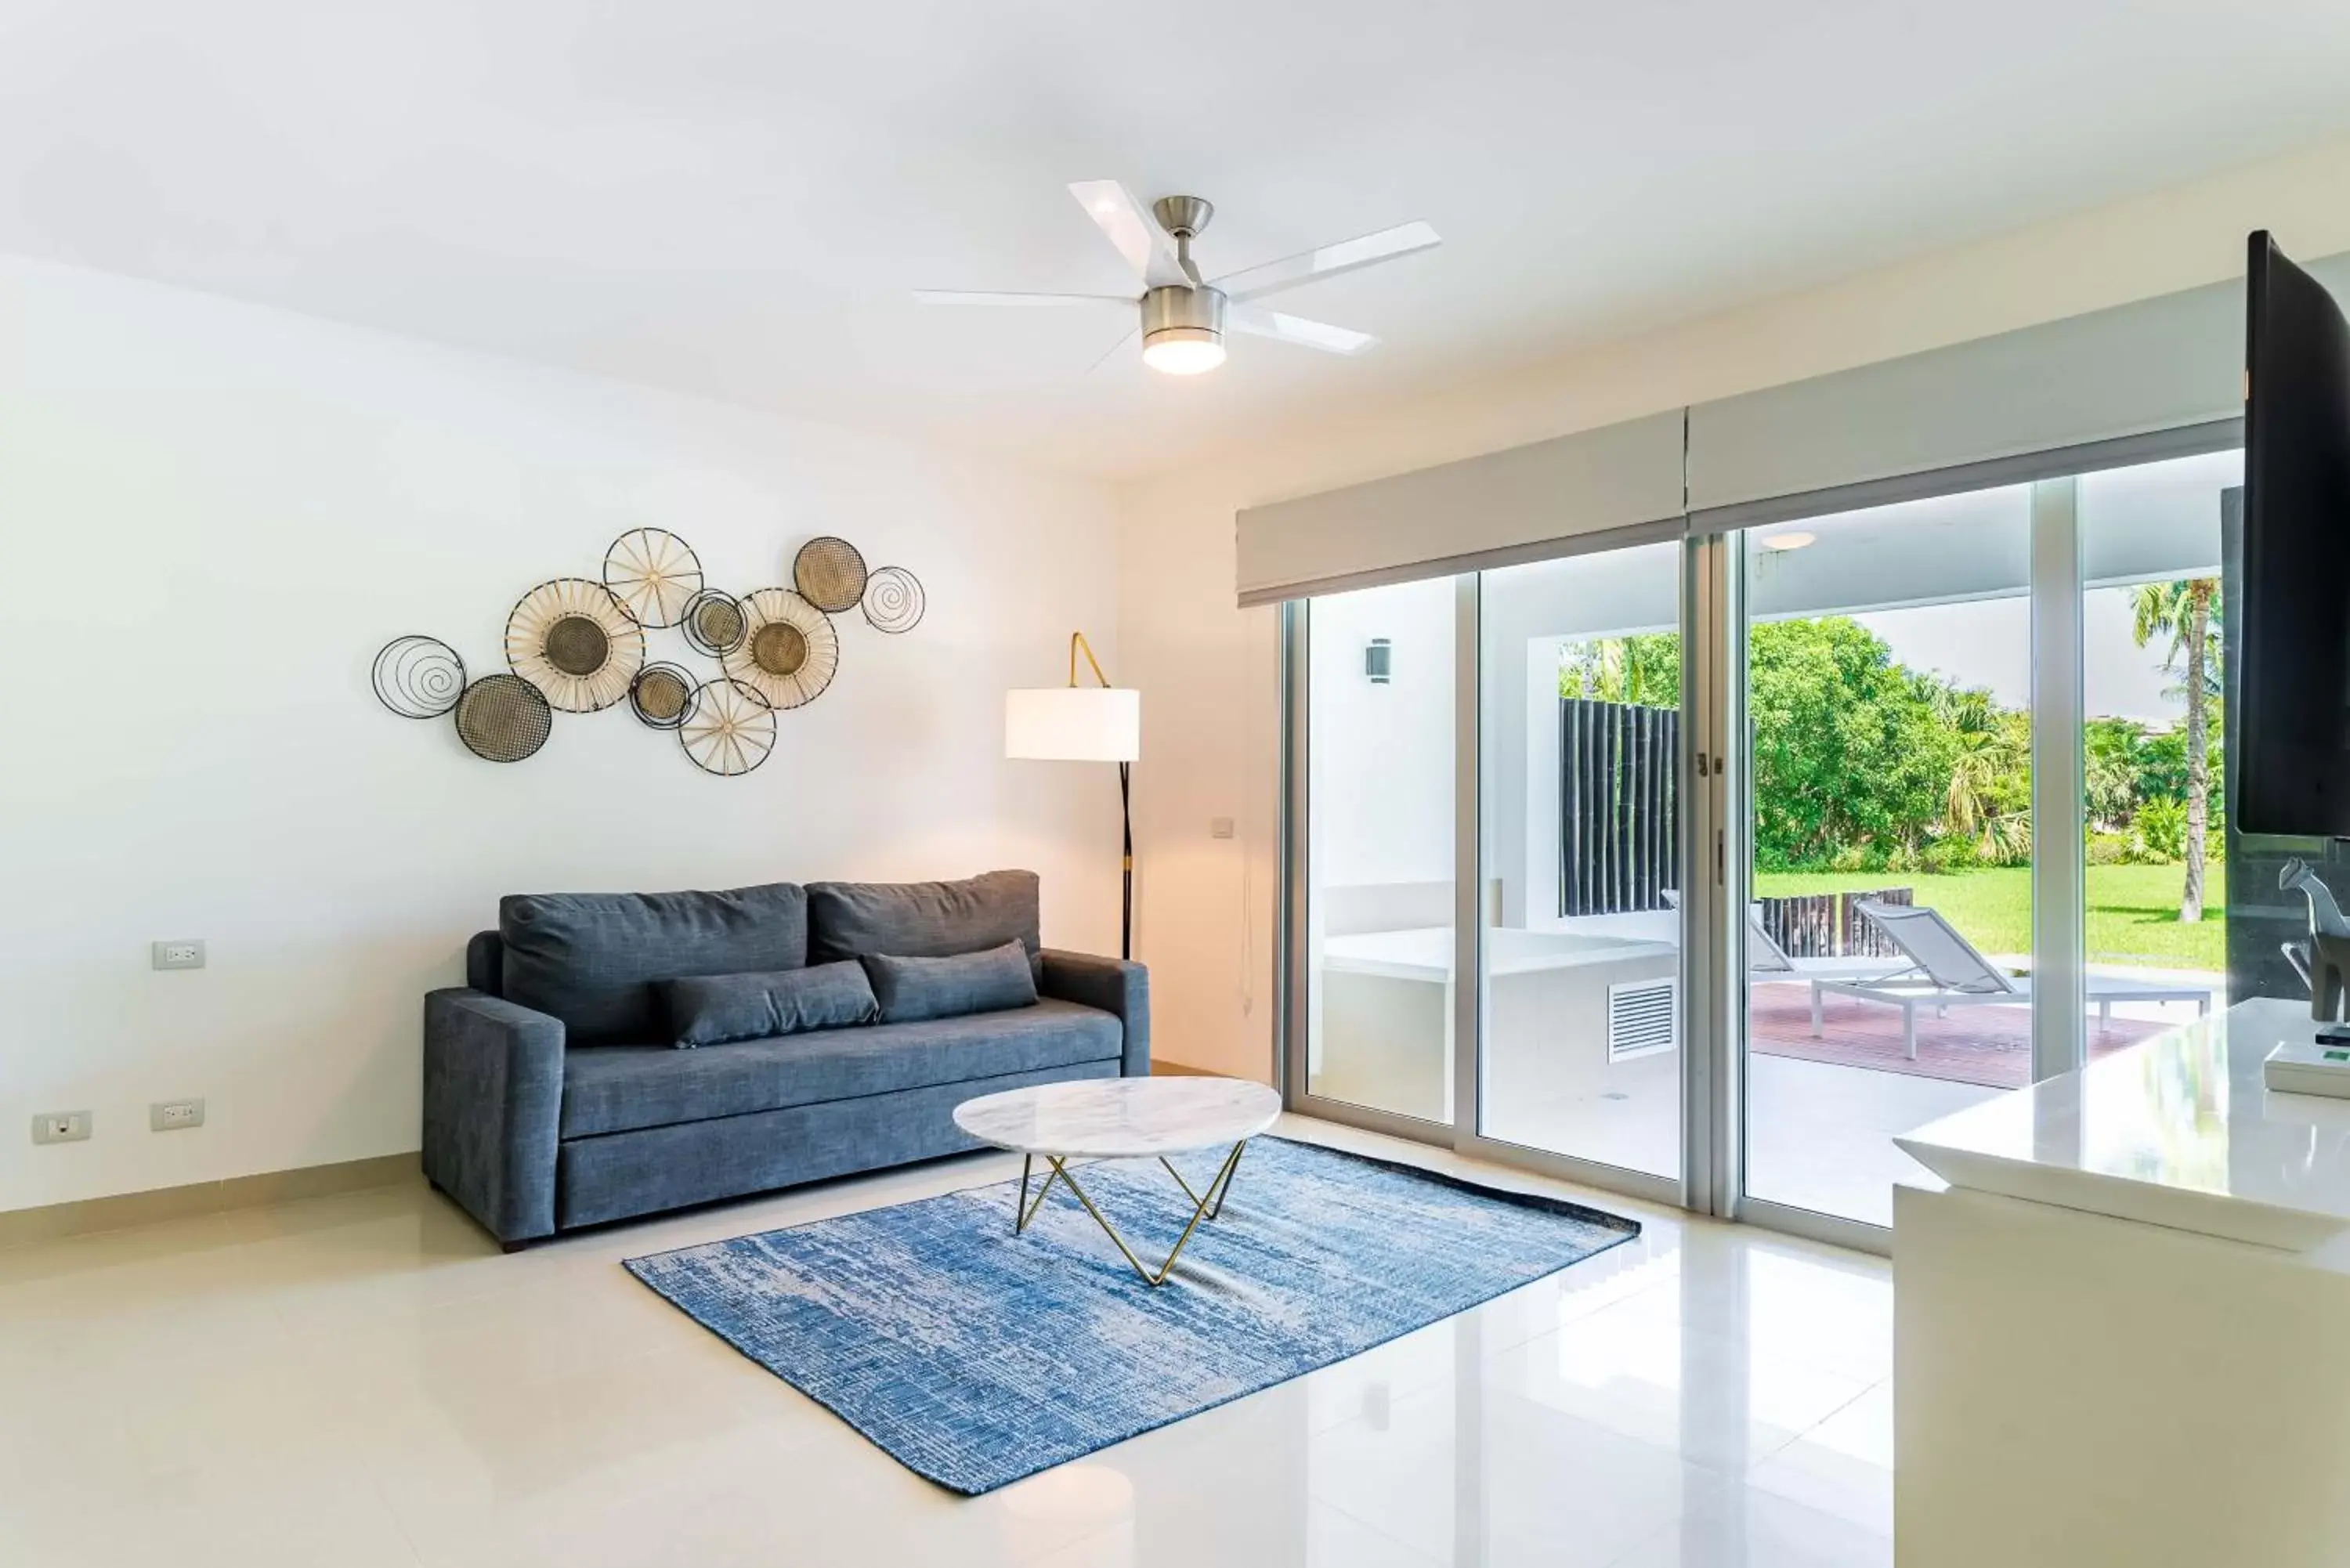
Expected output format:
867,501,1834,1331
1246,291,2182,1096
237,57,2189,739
150,1099,205,1133
1209,817,1236,840
152,940,206,970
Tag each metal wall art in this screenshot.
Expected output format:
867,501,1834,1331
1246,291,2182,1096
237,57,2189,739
678,677,777,775
629,662,700,728
372,634,467,718
860,565,926,634
454,674,555,763
681,588,747,658
372,529,920,777
505,577,646,713
604,529,703,628
725,587,840,710
794,536,868,614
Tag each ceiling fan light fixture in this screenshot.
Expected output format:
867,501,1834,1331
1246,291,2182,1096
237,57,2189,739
1142,329,1226,375
1139,283,1227,375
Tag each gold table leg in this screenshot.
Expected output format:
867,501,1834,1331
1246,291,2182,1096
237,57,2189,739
1031,1140,1249,1288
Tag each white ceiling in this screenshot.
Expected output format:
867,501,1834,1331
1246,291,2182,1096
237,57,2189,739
5,0,2350,479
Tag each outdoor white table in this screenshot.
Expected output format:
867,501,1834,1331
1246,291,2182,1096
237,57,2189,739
953,1077,1282,1286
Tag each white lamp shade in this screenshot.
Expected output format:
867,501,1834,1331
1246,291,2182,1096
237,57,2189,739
1005,687,1141,762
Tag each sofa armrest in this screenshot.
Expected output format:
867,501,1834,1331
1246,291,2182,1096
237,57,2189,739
1039,948,1150,1077
422,988,565,1248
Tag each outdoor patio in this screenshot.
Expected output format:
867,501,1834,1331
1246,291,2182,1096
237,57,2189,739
1748,980,2178,1089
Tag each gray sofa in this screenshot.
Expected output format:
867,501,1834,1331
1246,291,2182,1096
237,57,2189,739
421,869,1148,1248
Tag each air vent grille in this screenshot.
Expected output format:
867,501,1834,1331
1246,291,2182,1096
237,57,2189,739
1607,979,1679,1062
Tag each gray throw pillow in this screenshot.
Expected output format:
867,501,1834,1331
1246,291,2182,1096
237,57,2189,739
660,961,879,1049
860,940,1039,1024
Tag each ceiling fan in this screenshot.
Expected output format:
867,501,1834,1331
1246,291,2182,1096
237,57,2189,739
916,181,1440,376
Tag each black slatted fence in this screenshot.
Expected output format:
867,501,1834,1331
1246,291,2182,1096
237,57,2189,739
1560,698,1678,916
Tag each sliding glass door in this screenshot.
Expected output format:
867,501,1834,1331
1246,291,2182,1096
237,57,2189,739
1737,489,2035,1227
1477,543,1684,1182
1280,439,2247,1245
1296,576,1456,1127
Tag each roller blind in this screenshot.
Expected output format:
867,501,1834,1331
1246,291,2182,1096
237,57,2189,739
1234,409,1685,606
1237,250,2350,605
1687,251,2350,529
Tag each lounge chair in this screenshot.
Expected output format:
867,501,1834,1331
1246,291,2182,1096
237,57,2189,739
1746,909,1911,984
1808,899,2212,1058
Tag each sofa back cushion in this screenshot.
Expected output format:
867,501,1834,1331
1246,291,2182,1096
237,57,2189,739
860,941,1039,1024
660,961,878,1049
501,883,808,1045
807,869,1040,971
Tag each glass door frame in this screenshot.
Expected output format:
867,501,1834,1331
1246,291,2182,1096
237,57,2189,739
1275,474,2135,1256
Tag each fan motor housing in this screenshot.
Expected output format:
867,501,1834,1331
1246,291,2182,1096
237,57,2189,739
1141,284,1226,357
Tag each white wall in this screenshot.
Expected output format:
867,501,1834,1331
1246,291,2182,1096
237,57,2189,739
0,257,1123,1213
1116,132,2350,1079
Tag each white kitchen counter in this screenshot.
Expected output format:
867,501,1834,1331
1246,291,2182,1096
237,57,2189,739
1895,995,2350,1252
1895,996,2350,1566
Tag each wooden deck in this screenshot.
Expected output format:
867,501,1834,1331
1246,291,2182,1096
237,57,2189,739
1748,981,2168,1089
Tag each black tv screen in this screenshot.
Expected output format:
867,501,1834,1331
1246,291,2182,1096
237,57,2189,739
2237,233,2350,836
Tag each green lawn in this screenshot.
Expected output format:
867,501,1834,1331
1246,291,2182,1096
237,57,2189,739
1752,864,2224,972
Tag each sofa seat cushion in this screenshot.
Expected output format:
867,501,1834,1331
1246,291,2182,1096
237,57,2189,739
501,883,808,1046
559,998,1121,1139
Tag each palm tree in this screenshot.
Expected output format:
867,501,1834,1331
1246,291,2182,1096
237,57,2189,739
1932,685,2029,860
2131,579,2219,922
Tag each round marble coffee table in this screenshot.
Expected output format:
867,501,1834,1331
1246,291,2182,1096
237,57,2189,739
953,1077,1282,1287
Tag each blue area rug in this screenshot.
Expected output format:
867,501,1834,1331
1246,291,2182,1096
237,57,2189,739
625,1136,1639,1494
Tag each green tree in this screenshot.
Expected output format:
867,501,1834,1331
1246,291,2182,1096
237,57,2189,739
2131,579,2219,920
2084,717,2146,829
1746,619,1957,869
1560,633,1681,706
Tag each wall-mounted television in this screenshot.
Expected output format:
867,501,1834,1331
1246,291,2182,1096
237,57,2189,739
2236,233,2350,836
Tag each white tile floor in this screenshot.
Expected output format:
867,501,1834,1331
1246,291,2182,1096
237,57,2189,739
0,1118,1893,1567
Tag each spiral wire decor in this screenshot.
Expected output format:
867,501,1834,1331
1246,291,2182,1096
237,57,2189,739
603,528,703,628
793,535,869,614
629,662,700,729
453,674,555,763
859,566,926,634
681,587,750,658
371,634,468,718
724,587,840,709
505,577,646,713
678,677,778,775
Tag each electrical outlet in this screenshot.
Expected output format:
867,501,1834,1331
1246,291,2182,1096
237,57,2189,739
32,1111,92,1145
151,940,206,971
150,1099,205,1133
1209,817,1236,840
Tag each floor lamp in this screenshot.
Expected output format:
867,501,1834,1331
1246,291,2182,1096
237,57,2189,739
1005,632,1142,959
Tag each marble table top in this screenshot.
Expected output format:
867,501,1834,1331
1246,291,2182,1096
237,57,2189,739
953,1077,1282,1159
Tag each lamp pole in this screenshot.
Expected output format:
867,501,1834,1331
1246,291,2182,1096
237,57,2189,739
1068,631,1134,962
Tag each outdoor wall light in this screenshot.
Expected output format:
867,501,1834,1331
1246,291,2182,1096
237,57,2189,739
1760,531,1817,551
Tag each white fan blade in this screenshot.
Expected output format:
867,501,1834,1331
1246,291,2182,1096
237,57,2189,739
1227,305,1378,355
1213,220,1441,304
913,289,1131,307
1085,330,1138,375
1068,181,1189,288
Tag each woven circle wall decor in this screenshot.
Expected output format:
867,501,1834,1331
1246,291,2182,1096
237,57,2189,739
453,674,554,763
793,536,868,614
629,662,700,729
681,588,749,657
724,587,840,709
859,566,926,634
603,529,703,629
504,577,645,713
371,634,468,718
678,677,777,776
